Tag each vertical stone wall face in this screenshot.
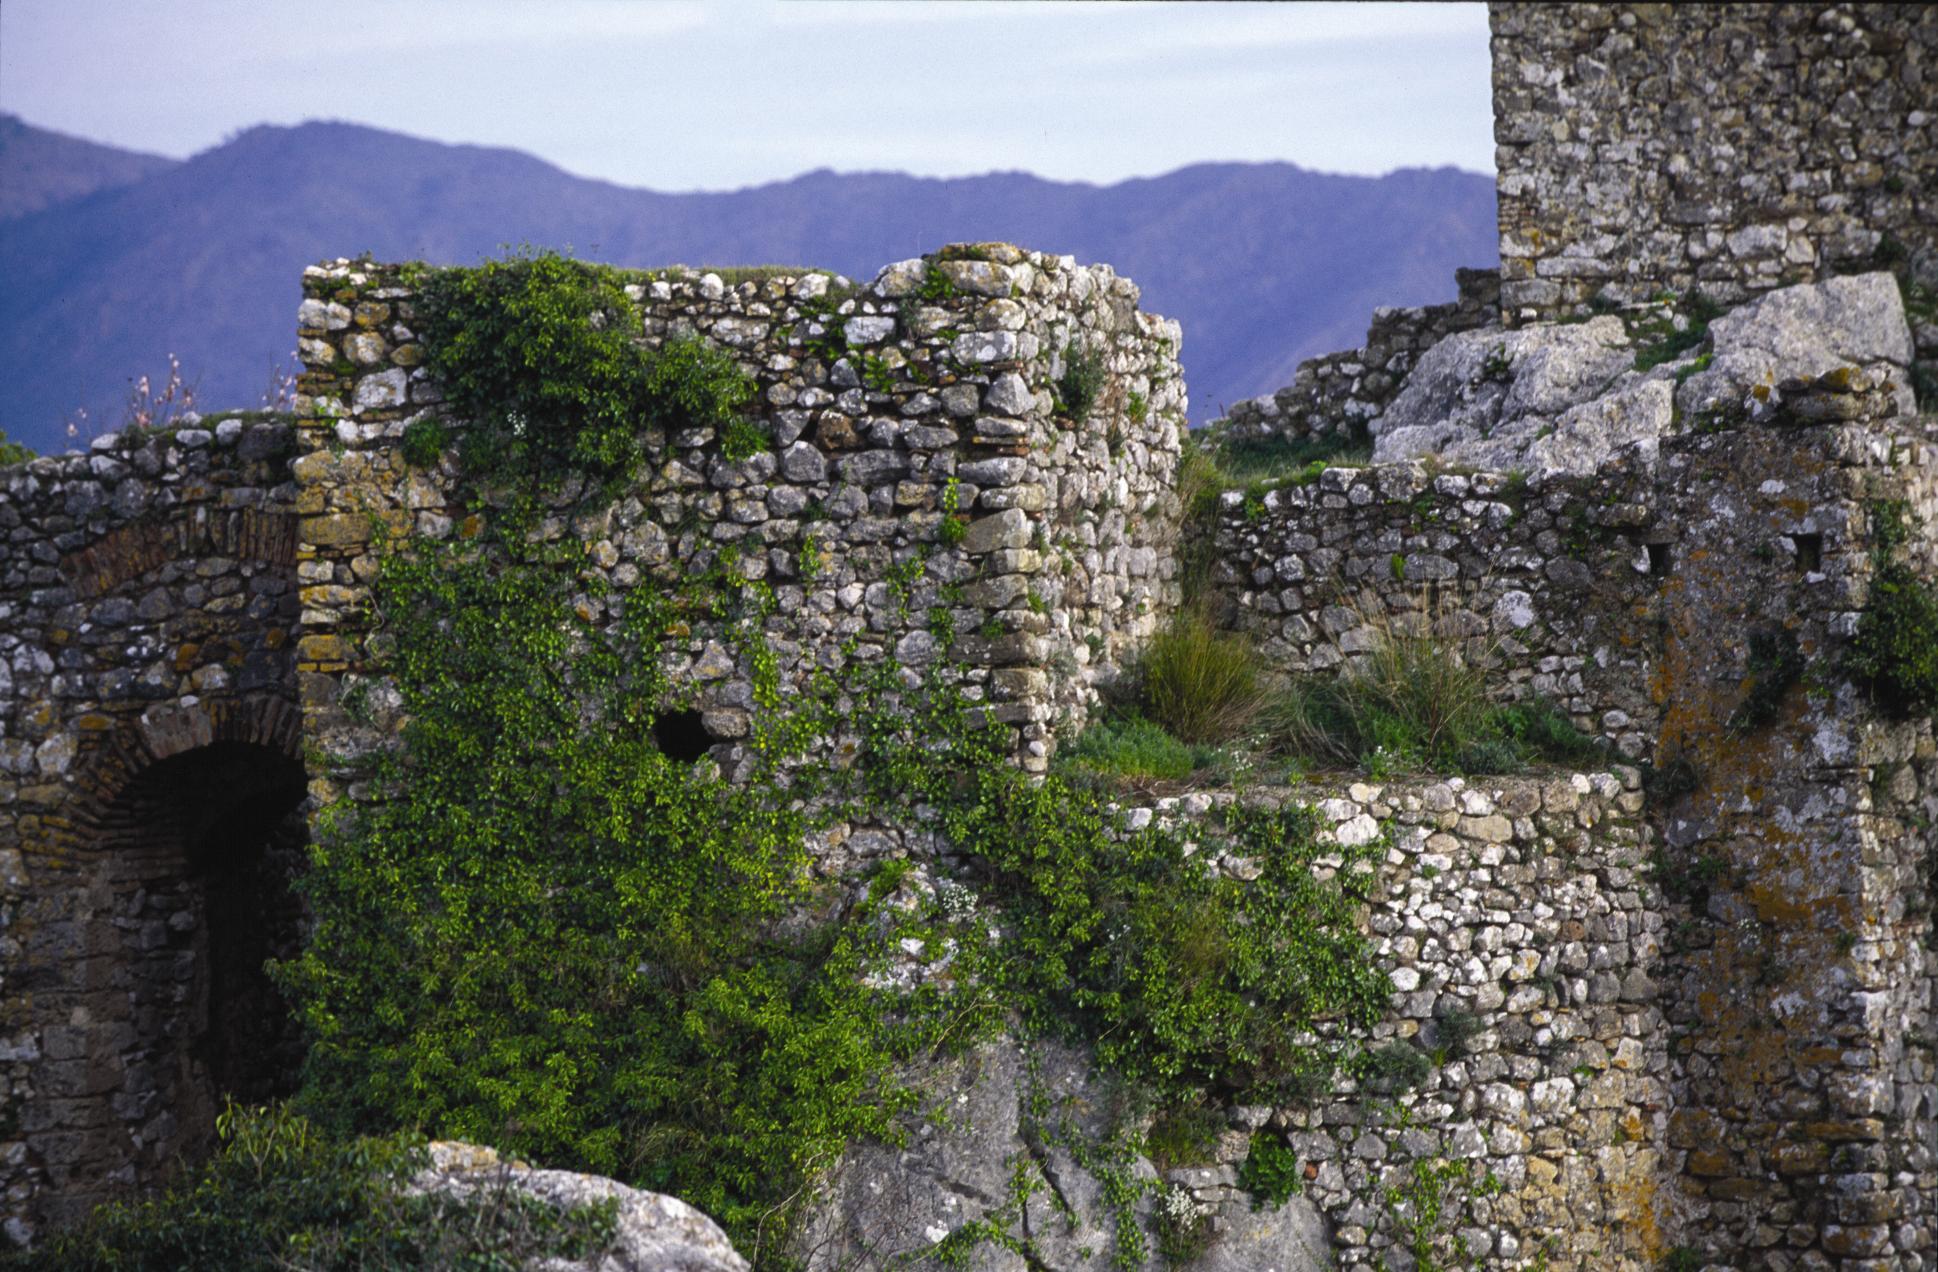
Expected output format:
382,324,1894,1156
1490,3,1938,329
1641,418,1938,1270
0,422,304,1242
289,246,1185,800
1211,457,1666,761
1180,774,1671,1271
1209,407,1938,1266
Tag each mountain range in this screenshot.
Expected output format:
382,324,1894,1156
0,114,1498,455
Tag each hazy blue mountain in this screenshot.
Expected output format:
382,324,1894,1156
0,113,177,223
0,119,1497,454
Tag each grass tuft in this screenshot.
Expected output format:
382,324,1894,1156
1140,609,1268,745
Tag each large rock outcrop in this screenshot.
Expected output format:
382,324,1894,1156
797,1036,1328,1272
417,1142,750,1272
1370,272,1915,481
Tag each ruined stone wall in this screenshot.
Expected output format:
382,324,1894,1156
1210,406,1938,1267
1490,3,1938,332
1182,772,1671,1271
1644,415,1938,1269
290,245,1185,793
1211,268,1501,448
0,419,304,1243
803,771,1672,1272
1211,456,1665,761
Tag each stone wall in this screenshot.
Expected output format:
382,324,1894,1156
803,771,1672,1271
1210,405,1938,1267
1210,455,1664,761
0,419,305,1242
1209,268,1500,449
1184,772,1671,1271
1490,2,1938,334
289,245,1186,792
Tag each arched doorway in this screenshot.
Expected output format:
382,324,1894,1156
19,700,312,1233
98,741,311,1113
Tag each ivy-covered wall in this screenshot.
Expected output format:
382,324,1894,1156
290,245,1187,787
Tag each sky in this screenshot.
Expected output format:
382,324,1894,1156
0,1,1494,191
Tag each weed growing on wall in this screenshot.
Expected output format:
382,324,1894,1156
1850,500,1938,717
417,249,755,489
1054,340,1107,422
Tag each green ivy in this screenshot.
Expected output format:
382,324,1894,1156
416,250,754,489
256,255,1397,1268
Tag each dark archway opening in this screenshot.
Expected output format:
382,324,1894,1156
652,708,716,763
99,741,311,1133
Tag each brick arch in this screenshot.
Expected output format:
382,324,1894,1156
55,693,307,865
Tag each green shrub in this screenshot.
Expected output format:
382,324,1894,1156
1851,560,1938,716
1055,341,1107,422
8,1105,615,1272
1235,1131,1303,1209
867,701,1392,1101
418,250,753,489
719,415,772,463
1849,501,1938,718
0,429,31,466
1144,1102,1224,1171
1060,712,1214,784
398,417,447,468
1139,611,1266,745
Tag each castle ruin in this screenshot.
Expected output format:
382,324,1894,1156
2,5,1934,1268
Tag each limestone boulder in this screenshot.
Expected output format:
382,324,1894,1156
1373,273,1915,482
1372,317,1648,480
416,1142,750,1272
1674,270,1915,420
1371,316,1635,452
797,1034,1330,1272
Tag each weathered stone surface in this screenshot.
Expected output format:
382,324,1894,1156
418,1142,749,1271
801,1029,1336,1272
1675,272,1916,420
1371,317,1656,477
1493,3,1938,335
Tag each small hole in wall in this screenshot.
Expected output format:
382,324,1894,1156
1646,542,1674,576
652,709,715,763
1795,534,1823,573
